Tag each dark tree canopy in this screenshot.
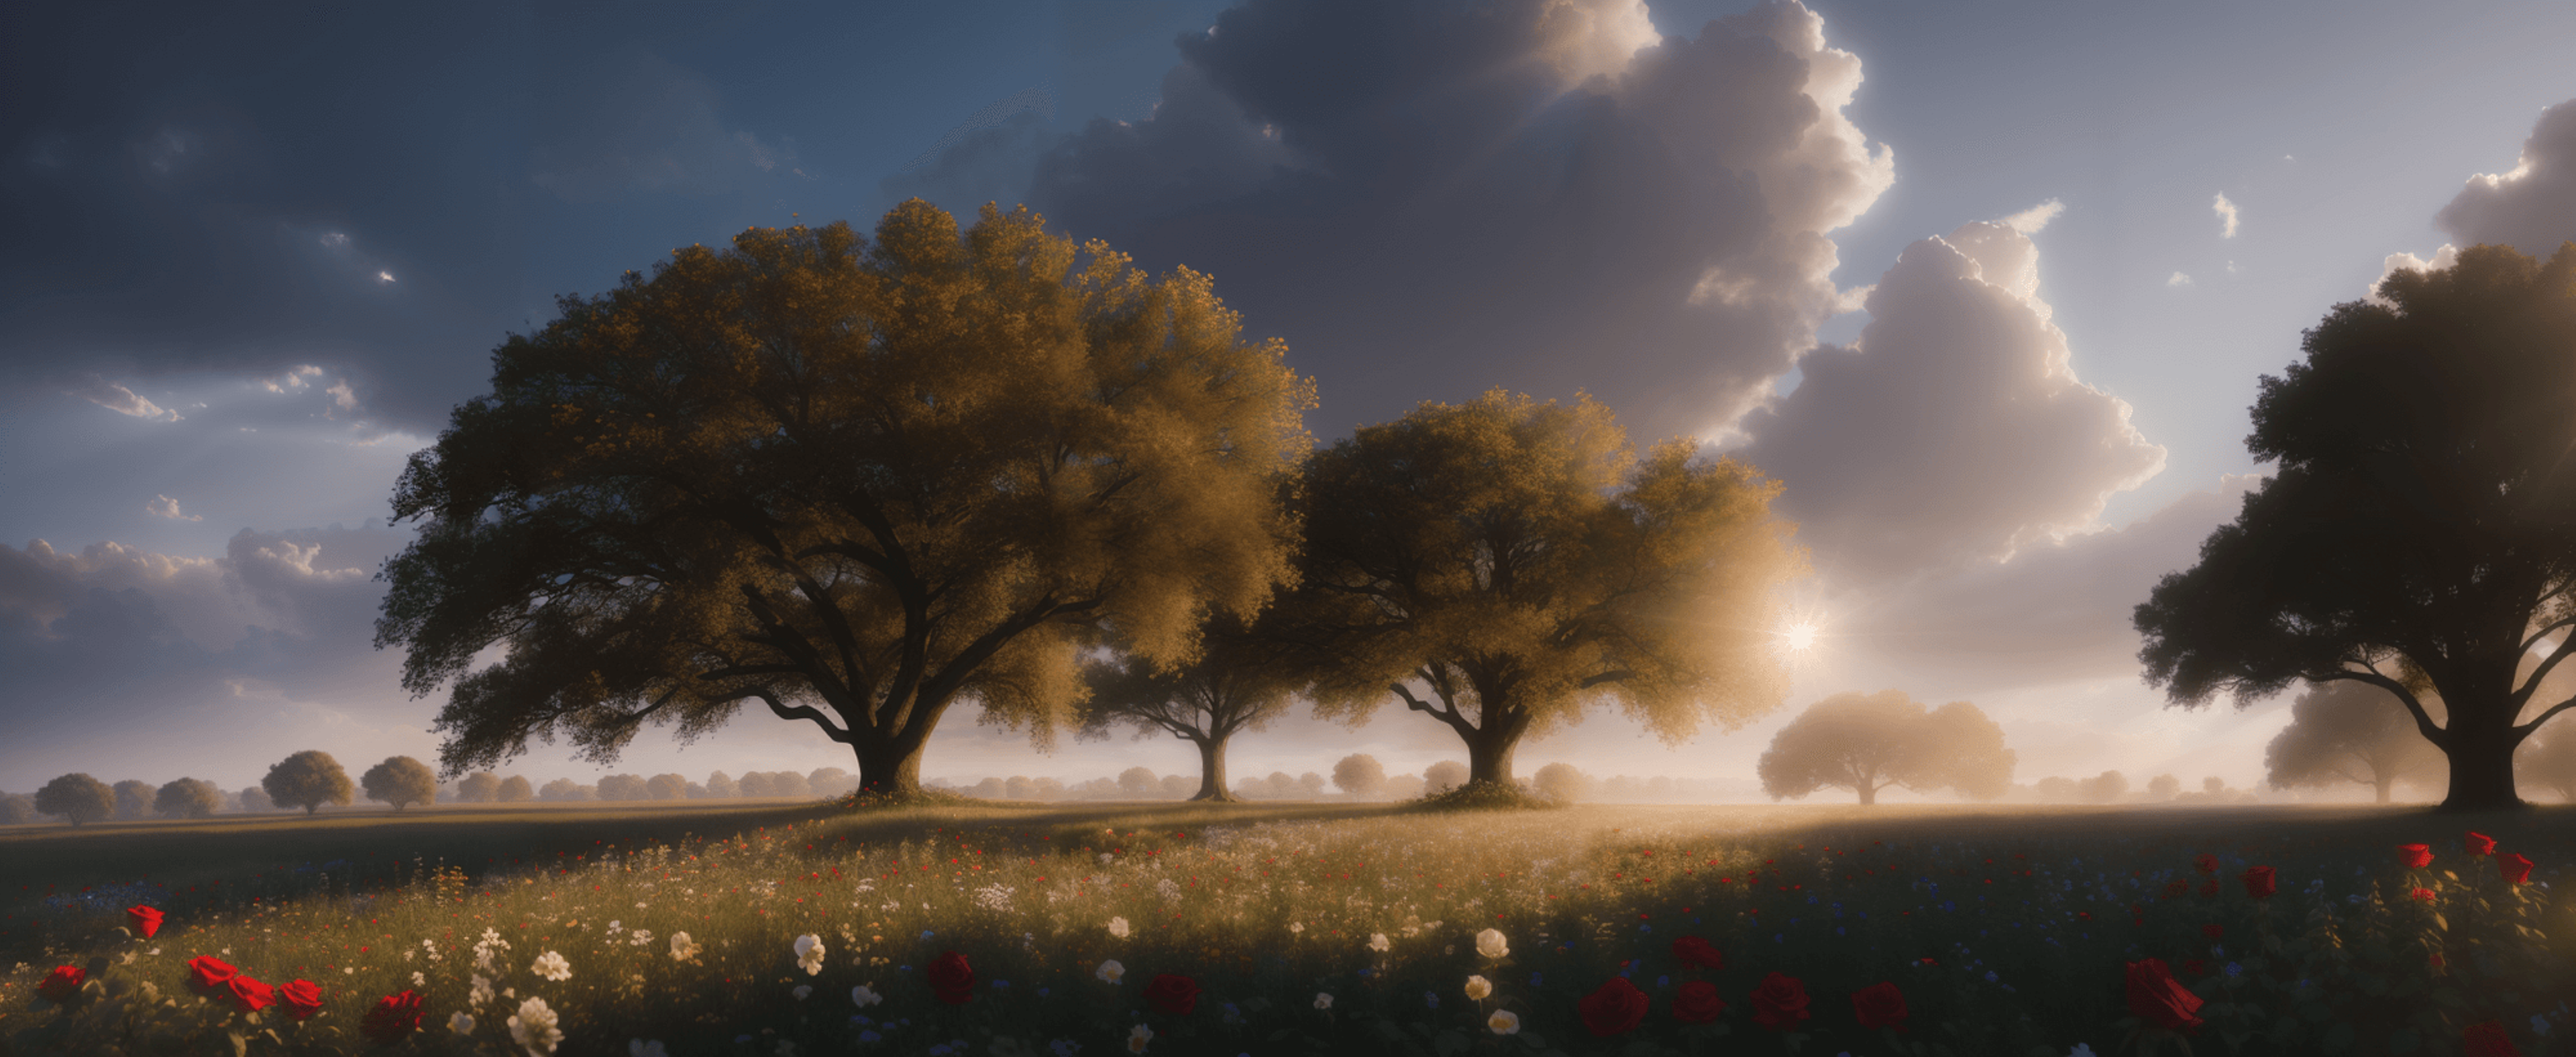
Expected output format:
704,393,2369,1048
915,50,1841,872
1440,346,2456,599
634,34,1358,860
1283,390,1803,789
1075,614,1301,802
2263,679,2445,803
154,777,222,820
1755,690,2016,804
376,201,1313,799
2135,243,2576,810
264,750,356,815
361,756,439,811
36,773,115,826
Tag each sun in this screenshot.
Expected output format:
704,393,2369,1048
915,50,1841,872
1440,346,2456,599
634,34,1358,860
1781,621,1817,653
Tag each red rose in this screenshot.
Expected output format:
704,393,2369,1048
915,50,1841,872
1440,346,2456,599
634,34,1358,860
2197,877,2219,897
2465,831,2496,857
2192,852,2218,875
187,955,238,994
2240,866,2276,899
1577,976,1649,1036
2123,958,2204,1032
1749,971,1811,1031
2201,924,2223,940
928,950,975,1005
2398,844,2432,869
2410,887,2436,901
1670,935,1725,970
2499,852,2534,885
278,979,323,1021
127,905,164,938
228,975,276,1014
1670,979,1726,1024
1143,972,1199,1015
1850,981,1907,1031
36,965,85,1005
359,990,425,1044
2463,1020,2523,1057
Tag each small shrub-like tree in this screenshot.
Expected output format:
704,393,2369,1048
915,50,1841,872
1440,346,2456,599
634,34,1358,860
37,774,117,826
2519,721,2576,802
1533,762,1594,803
1297,772,1327,797
238,785,274,812
495,775,534,802
1385,773,1426,800
1332,754,1387,798
263,751,356,816
1117,767,1158,797
737,772,776,797
2147,774,2182,800
2265,680,2447,803
154,777,222,819
456,772,501,803
702,771,738,797
769,771,810,799
0,793,34,824
1424,761,1469,795
361,757,439,811
647,773,688,800
595,774,649,801
113,779,154,821
537,778,590,801
807,768,855,797
1004,776,1035,799
2080,771,2130,803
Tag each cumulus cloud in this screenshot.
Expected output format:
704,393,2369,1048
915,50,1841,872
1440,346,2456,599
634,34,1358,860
2166,271,2193,287
2000,198,2063,234
2212,192,2239,239
898,0,1892,443
1735,217,2166,583
72,376,180,421
145,495,201,522
2433,99,2576,256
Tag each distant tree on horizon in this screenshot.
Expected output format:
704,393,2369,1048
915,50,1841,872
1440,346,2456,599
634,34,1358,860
154,777,221,820
2079,771,2130,803
1280,390,1803,792
647,773,688,800
495,775,533,803
2517,721,2576,802
702,771,737,799
1756,691,2017,805
112,779,153,821
1076,612,1303,803
2147,774,2182,800
0,793,34,825
237,785,274,812
2265,680,2447,803
1331,754,1387,798
36,774,115,826
262,751,356,816
2135,244,2576,811
456,771,501,803
1423,761,1468,795
1533,762,1594,803
537,778,591,801
361,757,439,811
1116,767,1157,798
374,203,1312,801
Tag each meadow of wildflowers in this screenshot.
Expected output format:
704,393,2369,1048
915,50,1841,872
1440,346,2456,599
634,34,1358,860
2,802,2568,1056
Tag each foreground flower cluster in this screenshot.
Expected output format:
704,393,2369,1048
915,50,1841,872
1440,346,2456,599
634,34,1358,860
3,808,2567,1055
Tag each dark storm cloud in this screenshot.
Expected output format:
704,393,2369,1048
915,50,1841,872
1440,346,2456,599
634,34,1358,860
2435,99,2576,256
896,0,1892,441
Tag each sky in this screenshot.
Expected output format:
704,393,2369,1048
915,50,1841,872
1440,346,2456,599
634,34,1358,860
5,0,2575,801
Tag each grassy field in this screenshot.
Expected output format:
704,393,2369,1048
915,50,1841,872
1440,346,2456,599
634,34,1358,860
3,800,2570,1055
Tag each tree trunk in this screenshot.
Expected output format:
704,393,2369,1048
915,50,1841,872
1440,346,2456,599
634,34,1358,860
2372,777,2394,805
2437,716,2528,812
1188,736,1240,802
1464,724,1521,788
853,736,926,800
1857,783,1877,805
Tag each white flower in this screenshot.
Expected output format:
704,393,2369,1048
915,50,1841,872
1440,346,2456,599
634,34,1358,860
1487,1009,1520,1036
1107,916,1131,939
531,950,572,981
1097,959,1126,984
1313,992,1333,1010
792,985,812,1001
629,928,655,948
470,973,494,1008
411,971,427,987
606,920,623,935
1367,933,1391,953
449,1012,476,1034
1288,922,1303,934
669,932,702,962
1126,1024,1153,1054
794,934,826,976
508,997,562,1056
1464,975,1492,1001
630,1042,669,1057
851,985,883,1008
1476,928,1509,960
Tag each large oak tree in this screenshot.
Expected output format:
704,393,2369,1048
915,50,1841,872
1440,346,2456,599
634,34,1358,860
2136,243,2576,811
1283,390,1802,789
378,201,1312,799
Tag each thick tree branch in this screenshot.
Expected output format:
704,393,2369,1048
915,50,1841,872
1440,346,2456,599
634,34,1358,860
756,689,857,744
2318,669,2447,747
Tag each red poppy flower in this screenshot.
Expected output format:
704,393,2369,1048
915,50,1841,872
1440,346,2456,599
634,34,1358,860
2197,877,2220,897
186,955,238,994
2192,852,2218,875
2125,958,2204,1031
2499,852,2534,885
1143,972,1199,1015
1578,976,1649,1036
2240,866,2277,899
1749,971,1811,1031
928,950,975,1005
2182,959,2206,977
278,979,323,1021
1851,981,1907,1031
36,965,85,1005
2463,1020,2523,1057
227,975,276,1014
127,905,164,938
1670,935,1724,970
2410,887,2436,901
2201,924,2224,940
2465,832,2496,857
360,990,425,1044
2397,844,2432,869
1670,979,1726,1024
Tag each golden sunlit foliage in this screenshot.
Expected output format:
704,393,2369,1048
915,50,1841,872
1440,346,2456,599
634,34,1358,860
377,201,1313,798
